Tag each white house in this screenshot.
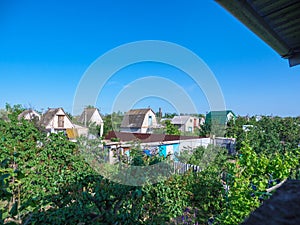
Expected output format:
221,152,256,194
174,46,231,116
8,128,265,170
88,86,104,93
120,108,158,133
171,116,200,133
39,108,74,133
78,108,104,137
18,109,41,121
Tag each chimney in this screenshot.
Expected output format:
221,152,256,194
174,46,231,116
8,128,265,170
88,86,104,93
159,107,162,118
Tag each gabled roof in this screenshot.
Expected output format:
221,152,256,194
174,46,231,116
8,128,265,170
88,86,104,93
78,108,101,124
216,0,300,67
39,108,62,127
171,116,192,125
206,110,235,117
205,110,236,124
121,108,154,128
17,109,40,120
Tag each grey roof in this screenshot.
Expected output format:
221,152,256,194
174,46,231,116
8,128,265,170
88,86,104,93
78,108,100,124
171,116,191,125
17,109,40,120
39,108,61,127
216,0,300,67
121,108,153,128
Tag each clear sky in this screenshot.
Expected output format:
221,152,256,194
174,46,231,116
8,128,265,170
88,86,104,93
1,0,299,116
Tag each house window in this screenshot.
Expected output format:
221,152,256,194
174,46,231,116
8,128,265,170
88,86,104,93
58,115,64,127
148,116,153,126
188,127,192,132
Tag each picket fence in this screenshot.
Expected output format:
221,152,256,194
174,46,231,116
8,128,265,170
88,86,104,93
172,161,201,174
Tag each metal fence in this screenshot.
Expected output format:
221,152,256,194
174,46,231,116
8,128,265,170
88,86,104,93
172,161,201,174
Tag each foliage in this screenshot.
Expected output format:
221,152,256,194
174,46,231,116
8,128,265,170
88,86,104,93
0,106,97,224
163,113,178,119
176,145,228,169
216,141,300,224
226,116,300,155
87,122,102,137
199,121,226,137
1,105,300,225
102,112,124,136
164,120,180,135
0,109,9,121
85,105,95,109
64,111,73,121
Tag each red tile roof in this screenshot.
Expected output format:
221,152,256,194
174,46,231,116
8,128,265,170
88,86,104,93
105,131,203,143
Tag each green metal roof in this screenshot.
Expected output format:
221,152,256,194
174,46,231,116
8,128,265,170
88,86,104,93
205,110,236,125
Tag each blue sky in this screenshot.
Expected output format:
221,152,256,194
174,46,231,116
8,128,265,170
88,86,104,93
1,0,299,116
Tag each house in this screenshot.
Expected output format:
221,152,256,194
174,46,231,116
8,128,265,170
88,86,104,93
18,109,41,121
39,108,74,133
103,131,235,164
242,125,254,132
171,116,200,133
104,131,211,164
120,108,158,133
199,117,205,126
0,109,9,122
78,107,104,136
205,110,236,125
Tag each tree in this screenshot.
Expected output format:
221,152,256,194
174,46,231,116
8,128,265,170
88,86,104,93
226,116,300,155
102,114,113,137
164,120,180,135
216,141,300,224
163,112,178,118
0,113,97,224
1,105,299,224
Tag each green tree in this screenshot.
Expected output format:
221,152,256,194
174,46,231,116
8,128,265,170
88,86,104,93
216,141,300,224
102,112,124,136
164,120,180,135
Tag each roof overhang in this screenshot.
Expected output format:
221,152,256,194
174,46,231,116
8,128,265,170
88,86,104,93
216,0,300,67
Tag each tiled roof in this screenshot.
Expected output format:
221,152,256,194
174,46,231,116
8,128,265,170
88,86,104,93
105,131,202,143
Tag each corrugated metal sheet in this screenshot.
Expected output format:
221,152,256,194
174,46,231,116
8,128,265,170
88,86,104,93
216,0,300,66
66,128,78,139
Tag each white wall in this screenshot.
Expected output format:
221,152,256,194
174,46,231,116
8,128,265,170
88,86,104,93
74,124,89,137
24,110,41,120
184,117,194,132
227,112,235,121
178,138,211,151
90,111,104,136
141,110,157,133
90,111,103,125
45,108,74,130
